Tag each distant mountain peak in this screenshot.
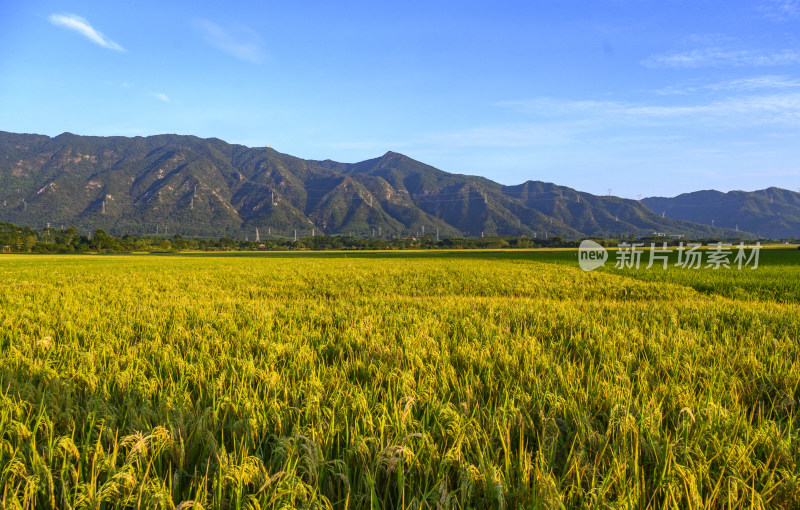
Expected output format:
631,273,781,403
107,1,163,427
380,151,408,163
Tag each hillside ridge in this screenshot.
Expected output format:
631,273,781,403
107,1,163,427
0,131,759,238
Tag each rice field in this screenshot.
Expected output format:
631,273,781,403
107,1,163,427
1,249,799,509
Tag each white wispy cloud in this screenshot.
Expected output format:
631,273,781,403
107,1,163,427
497,93,800,128
192,19,265,63
151,92,171,103
375,92,800,152
333,88,800,154
49,13,125,52
654,75,800,95
706,76,800,91
759,0,800,20
643,48,800,68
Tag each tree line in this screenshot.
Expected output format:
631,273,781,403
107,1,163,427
3,221,776,254
0,222,591,253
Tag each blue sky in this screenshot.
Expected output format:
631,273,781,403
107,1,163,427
1,0,799,198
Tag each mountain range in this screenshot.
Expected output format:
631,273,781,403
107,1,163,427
643,189,800,239
0,131,793,239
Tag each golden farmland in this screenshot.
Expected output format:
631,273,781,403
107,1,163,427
1,250,798,508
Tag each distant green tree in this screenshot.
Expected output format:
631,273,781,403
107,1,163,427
172,234,189,250
90,229,121,251
218,237,236,250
